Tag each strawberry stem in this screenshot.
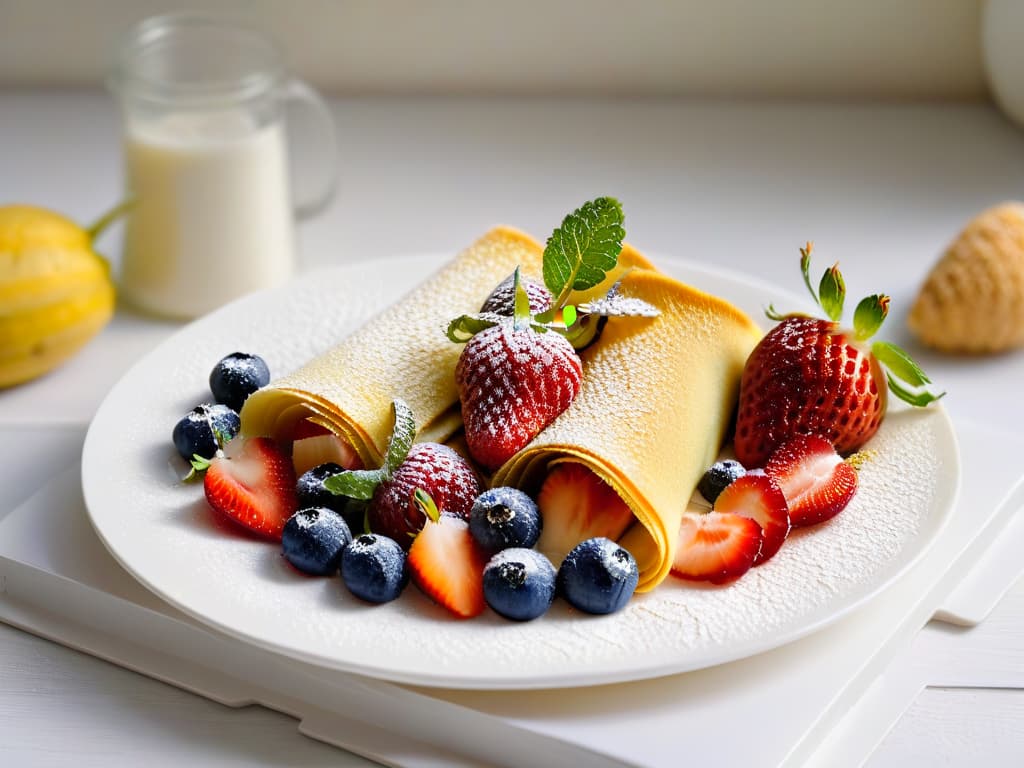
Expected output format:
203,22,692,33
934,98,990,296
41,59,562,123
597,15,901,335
512,266,531,331
853,295,889,341
818,263,846,321
413,488,441,523
800,242,819,307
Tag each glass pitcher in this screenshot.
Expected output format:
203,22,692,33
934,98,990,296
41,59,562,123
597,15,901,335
108,13,338,319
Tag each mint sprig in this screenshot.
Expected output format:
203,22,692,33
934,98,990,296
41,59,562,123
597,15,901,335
324,399,416,499
541,197,626,314
446,197,658,350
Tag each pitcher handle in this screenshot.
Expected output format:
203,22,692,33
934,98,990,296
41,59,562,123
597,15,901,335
285,78,339,220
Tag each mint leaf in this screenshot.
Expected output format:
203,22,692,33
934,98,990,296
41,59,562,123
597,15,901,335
383,399,417,475
324,468,386,500
542,197,625,309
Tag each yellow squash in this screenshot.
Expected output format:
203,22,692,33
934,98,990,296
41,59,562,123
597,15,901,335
0,204,122,388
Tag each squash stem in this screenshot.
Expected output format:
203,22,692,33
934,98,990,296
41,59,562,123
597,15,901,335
86,199,134,241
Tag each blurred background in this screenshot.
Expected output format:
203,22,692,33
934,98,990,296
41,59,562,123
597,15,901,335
0,0,990,100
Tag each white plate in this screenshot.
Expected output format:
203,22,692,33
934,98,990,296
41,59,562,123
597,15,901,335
82,254,959,690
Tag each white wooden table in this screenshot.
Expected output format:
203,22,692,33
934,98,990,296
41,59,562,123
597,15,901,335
1,90,1023,766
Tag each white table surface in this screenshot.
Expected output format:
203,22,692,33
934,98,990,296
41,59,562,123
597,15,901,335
2,89,1024,766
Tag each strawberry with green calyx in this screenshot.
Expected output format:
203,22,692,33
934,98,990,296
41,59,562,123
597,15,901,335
734,243,944,467
448,198,659,471
324,400,482,547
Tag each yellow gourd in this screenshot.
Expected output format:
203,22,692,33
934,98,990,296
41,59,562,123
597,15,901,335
0,203,125,388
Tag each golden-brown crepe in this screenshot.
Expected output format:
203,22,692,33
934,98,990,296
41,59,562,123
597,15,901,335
492,268,762,592
240,227,653,466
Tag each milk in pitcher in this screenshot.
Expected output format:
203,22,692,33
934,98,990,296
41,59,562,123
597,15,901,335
121,109,294,319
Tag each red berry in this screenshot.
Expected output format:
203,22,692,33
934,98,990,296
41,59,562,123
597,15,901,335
713,474,790,564
764,434,859,527
535,463,634,564
456,323,582,471
203,436,298,541
671,511,763,584
480,273,553,315
408,513,488,618
734,316,887,466
367,443,481,547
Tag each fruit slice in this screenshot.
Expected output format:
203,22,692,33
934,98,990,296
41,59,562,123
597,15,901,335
671,511,763,584
292,431,364,477
203,436,298,541
764,434,859,527
713,474,790,564
535,463,634,564
407,491,488,618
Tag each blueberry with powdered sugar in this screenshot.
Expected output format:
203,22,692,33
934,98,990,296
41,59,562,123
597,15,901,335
209,352,270,411
469,487,542,553
483,548,557,621
282,507,352,576
698,459,747,503
172,402,240,461
557,537,639,615
341,533,408,604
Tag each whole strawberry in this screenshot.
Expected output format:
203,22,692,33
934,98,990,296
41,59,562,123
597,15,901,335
368,442,481,544
456,319,582,471
446,198,659,470
734,243,942,467
325,400,482,548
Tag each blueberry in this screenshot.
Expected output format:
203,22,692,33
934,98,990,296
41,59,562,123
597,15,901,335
469,487,542,552
557,537,639,615
282,507,352,576
297,462,368,533
172,403,240,461
209,352,270,411
698,459,746,503
341,534,408,604
483,548,557,621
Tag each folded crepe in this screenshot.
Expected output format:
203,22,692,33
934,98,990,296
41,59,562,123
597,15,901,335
492,268,762,592
240,226,653,466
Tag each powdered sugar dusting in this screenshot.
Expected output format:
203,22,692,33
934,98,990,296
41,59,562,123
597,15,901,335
493,269,764,590
241,227,547,460
89,252,957,689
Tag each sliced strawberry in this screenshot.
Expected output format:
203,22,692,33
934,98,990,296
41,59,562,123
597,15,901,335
408,510,488,619
671,511,763,584
292,432,364,477
203,436,298,541
764,434,858,527
535,463,634,564
291,419,331,441
713,474,790,564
